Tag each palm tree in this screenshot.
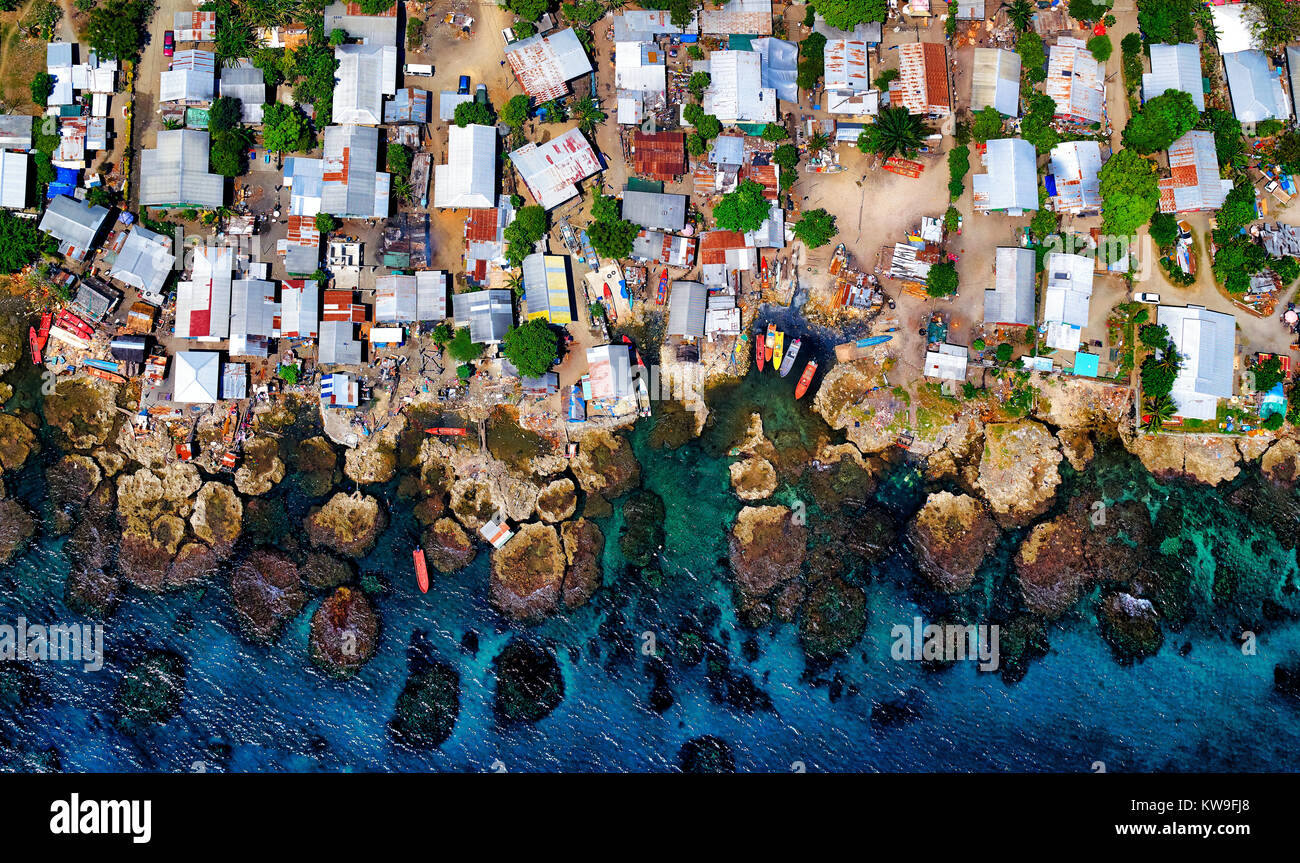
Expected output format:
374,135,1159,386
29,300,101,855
858,107,929,159
1142,395,1176,432
568,97,607,133
505,272,524,298
808,131,831,154
1005,0,1034,32
1155,346,1182,376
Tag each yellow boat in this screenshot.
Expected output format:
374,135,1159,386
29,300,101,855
772,330,784,372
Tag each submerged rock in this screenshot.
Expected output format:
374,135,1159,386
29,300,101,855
799,576,867,663
1014,515,1093,618
422,517,477,573
44,455,101,535
390,661,460,748
233,437,285,496
560,518,604,609
308,587,379,676
0,412,38,472
294,436,339,497
0,495,35,566
678,736,735,773
571,429,640,499
1098,592,1163,662
728,505,808,626
300,552,356,590
493,639,564,723
230,550,307,642
304,493,387,558
490,522,566,620
112,652,186,735
729,455,778,500
907,492,1000,594
164,541,220,589
619,489,665,568
975,420,1063,526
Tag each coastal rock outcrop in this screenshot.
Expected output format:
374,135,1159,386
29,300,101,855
344,438,397,485
422,517,477,573
490,522,566,620
308,587,379,676
1261,437,1300,488
448,477,497,530
560,518,604,609
301,552,356,590
0,495,35,566
1121,427,1241,485
1098,591,1163,661
304,493,386,558
906,492,1000,594
728,505,808,626
41,379,117,450
190,481,243,550
164,541,219,588
0,413,38,472
1015,515,1092,617
571,429,640,499
535,478,577,523
799,576,867,662
729,456,778,500
390,662,460,748
1057,428,1095,471
233,437,285,496
294,436,339,497
230,550,307,642
44,454,101,535
975,420,1063,526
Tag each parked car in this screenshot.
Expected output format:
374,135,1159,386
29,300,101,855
458,75,470,95
1133,292,1160,304
163,31,174,57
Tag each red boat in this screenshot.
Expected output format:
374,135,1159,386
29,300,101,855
83,365,127,384
794,360,818,400
656,268,668,304
755,328,765,371
29,312,50,365
621,334,646,368
55,310,93,340
602,282,617,322
425,427,468,436
764,323,776,364
413,548,429,593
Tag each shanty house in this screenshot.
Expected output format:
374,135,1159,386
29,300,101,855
1222,49,1291,124
139,129,224,208
824,38,875,116
1143,43,1204,111
1158,130,1233,214
699,0,773,36
972,138,1038,215
1047,140,1103,215
971,47,1021,116
219,63,267,123
505,28,593,102
434,123,496,209
511,128,603,210
621,190,687,231
1046,37,1105,126
452,289,514,344
896,42,950,116
585,344,634,402
108,225,176,298
160,49,216,103
38,195,110,259
0,149,27,209
1042,252,1094,352
615,41,667,125
985,247,1036,327
175,245,234,341
318,320,363,364
228,278,279,357
666,280,708,339
279,278,320,339
631,131,687,181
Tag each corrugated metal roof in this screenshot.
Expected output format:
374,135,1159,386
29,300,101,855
175,245,233,340
703,50,777,124
383,87,430,123
109,225,175,295
632,131,687,180
897,42,950,114
522,253,574,324
229,278,278,357
318,320,362,365
1042,252,1094,351
510,127,603,210
505,28,593,101
824,39,870,92
0,150,27,209
320,124,389,218
615,41,666,93
986,247,1036,326
699,0,773,36
1143,43,1204,112
1159,304,1235,419
415,270,447,321
621,190,687,230
220,63,267,124
333,43,397,125
38,194,109,258
375,273,418,322
972,138,1038,213
666,280,708,337
174,351,220,403
139,129,224,208
0,114,32,150
1048,140,1103,214
280,278,320,339
1046,37,1104,124
1157,130,1230,213
971,47,1020,117
323,1,398,47
1223,49,1290,123
434,123,496,209
452,289,514,344
585,343,633,400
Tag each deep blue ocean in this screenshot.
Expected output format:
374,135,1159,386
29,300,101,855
3,351,1300,773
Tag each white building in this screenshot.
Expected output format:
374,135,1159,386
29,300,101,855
704,51,777,124
511,128,603,210
924,343,968,381
434,123,496,209
1042,252,1094,352
174,351,221,403
1158,304,1236,420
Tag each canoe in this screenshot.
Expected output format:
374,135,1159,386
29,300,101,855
656,268,668,304
778,338,801,377
855,335,893,348
764,324,775,364
794,360,818,400
772,330,784,372
30,312,50,364
413,548,429,593
425,427,468,436
83,365,127,384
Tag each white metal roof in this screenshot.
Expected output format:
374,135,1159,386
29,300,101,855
1158,304,1235,420
1048,140,1103,214
1143,43,1204,112
175,245,233,341
434,123,496,209
139,129,224,208
924,343,968,381
174,351,220,403
510,128,603,210
228,278,279,357
109,225,175,295
279,279,320,339
985,247,1036,327
972,138,1038,214
332,43,398,126
0,150,27,209
615,41,667,93
1222,49,1291,123
1042,252,1094,351
703,51,777,124
971,47,1021,116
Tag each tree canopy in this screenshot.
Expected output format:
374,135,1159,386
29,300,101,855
1121,90,1199,154
84,0,150,63
504,206,548,267
1245,0,1300,50
501,95,531,128
454,101,495,128
857,106,928,159
501,318,560,378
713,179,770,233
1136,0,1199,44
926,261,959,298
814,0,888,29
970,105,1005,142
261,103,314,153
1098,149,1161,238
448,327,485,363
0,211,54,273
793,209,837,248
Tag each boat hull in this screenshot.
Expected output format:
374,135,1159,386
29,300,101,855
794,361,817,399
413,549,429,593
778,339,801,377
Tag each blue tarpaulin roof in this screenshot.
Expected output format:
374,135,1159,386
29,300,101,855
1072,352,1100,377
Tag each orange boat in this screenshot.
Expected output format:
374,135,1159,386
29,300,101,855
755,327,765,371
83,365,127,384
29,312,50,364
413,548,429,593
764,324,775,364
425,427,468,436
794,360,817,399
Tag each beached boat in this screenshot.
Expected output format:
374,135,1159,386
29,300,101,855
56,310,93,340
656,268,668,304
772,329,784,371
425,427,468,436
635,374,651,418
413,548,429,593
778,338,801,377
602,283,617,322
29,313,50,365
828,243,847,276
764,324,776,364
794,360,817,399
755,327,765,371
83,365,127,384
83,358,123,374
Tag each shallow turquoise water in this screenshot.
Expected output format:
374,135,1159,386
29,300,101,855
2,358,1300,772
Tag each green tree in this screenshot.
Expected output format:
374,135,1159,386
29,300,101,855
433,322,454,346
0,211,54,273
814,0,887,29
926,261,959,297
208,96,243,135
329,28,347,47
1017,31,1047,82
1212,236,1268,294
772,143,799,173
504,206,548,267
406,17,423,49
1121,32,1142,55
1138,323,1171,351
506,0,548,21
84,0,150,62
1068,0,1108,22
948,145,970,198
761,123,788,142
501,94,531,129
996,342,1014,363
1245,0,1300,50
1149,211,1179,248
1200,108,1244,166
454,101,495,128
797,32,826,91
1142,394,1176,431
857,106,929,159
448,327,485,362
713,179,770,233
315,213,339,235
793,209,837,248
261,103,314,153
501,318,560,377
971,105,1005,142
1006,0,1034,32
1121,90,1198,154
1137,0,1199,44
30,72,54,108
687,71,711,100
1252,355,1285,392
1213,182,1259,241
1086,34,1112,62
1098,148,1161,237
567,97,606,133
1020,92,1060,153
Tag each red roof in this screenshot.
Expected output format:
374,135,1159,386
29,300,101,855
465,208,500,243
632,131,688,181
699,230,747,265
